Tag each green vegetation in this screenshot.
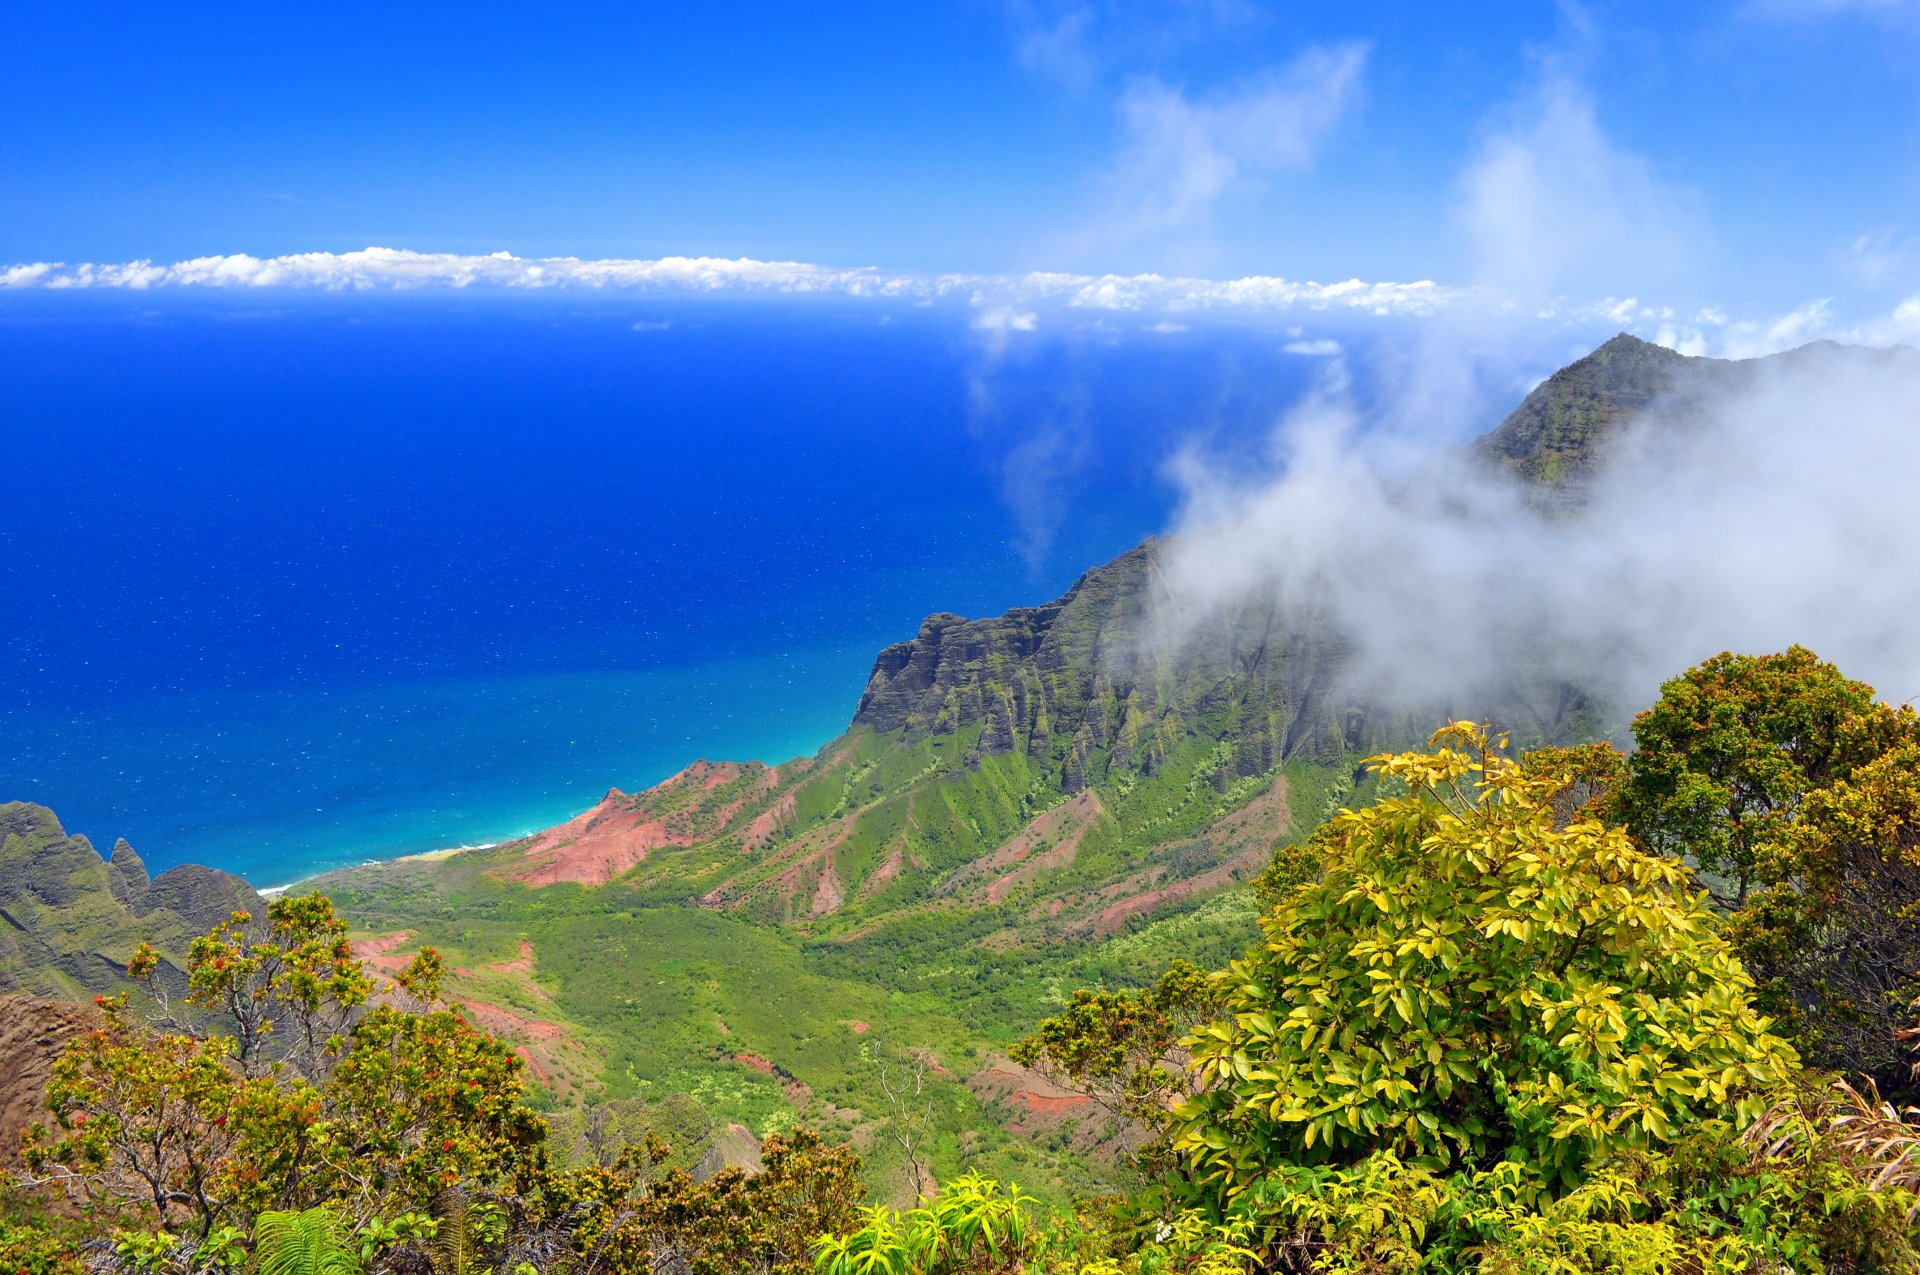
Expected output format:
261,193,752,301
0,802,259,1005
824,705,1920,1271
19,648,1920,1267
6,893,869,1273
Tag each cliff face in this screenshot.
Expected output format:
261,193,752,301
0,802,262,1000
850,544,1399,787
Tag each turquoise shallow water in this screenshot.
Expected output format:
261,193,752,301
5,651,867,887
0,292,1326,884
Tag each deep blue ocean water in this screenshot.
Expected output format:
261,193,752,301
0,293,1323,885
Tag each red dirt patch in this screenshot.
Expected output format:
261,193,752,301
811,862,846,917
741,791,798,853
1208,774,1293,853
460,999,567,1043
1079,776,1293,937
352,931,415,976
1092,842,1270,937
850,1020,870,1034
513,1045,551,1086
872,847,905,887
968,1061,1094,1128
734,1053,777,1075
1019,1091,1092,1115
487,940,536,976
498,789,687,887
986,792,1105,903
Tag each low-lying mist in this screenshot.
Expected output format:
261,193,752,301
1156,338,1920,727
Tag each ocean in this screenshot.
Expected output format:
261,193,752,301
0,291,1321,885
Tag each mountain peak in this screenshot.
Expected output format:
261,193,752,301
1471,331,1738,496
1591,331,1680,359
106,838,151,902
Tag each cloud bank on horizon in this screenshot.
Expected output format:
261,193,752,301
7,246,1920,363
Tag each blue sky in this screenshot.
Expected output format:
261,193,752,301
4,1,1919,340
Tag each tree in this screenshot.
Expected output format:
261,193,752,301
23,896,545,1237
1734,743,1920,1088
1612,645,1885,905
1010,961,1223,1175
19,1001,268,1236
872,1039,935,1199
1175,723,1799,1202
522,1127,865,1274
1612,647,1920,1084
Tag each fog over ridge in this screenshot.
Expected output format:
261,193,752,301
1153,337,1920,726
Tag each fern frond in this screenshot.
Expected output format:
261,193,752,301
253,1208,361,1275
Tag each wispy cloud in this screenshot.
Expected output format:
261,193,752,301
1845,227,1919,289
1282,338,1342,356
1095,43,1369,246
1459,72,1701,301
1004,0,1263,89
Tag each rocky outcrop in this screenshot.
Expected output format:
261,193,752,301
846,536,1585,792
105,839,149,904
852,543,1367,779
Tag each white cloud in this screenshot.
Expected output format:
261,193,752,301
1639,293,1920,359
1155,338,1920,726
630,319,672,331
1282,338,1342,356
0,263,54,287
1059,271,1448,315
1459,73,1701,301
1097,42,1368,243
0,247,1460,320
971,306,1040,332
6,245,1913,363
0,248,939,296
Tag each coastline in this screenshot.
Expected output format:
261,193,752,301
256,838,503,898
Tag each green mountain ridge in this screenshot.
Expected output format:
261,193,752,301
0,801,260,1001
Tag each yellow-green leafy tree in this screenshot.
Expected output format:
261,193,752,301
1174,723,1799,1197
